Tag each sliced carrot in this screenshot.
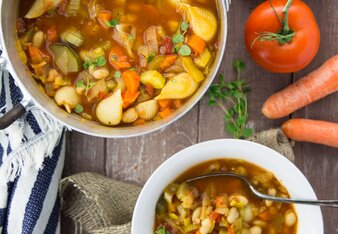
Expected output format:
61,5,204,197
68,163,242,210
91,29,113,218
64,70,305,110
158,100,171,109
228,226,235,234
195,231,201,234
160,55,177,71
259,211,273,221
173,99,183,109
28,46,44,64
262,54,338,119
97,10,112,29
160,108,172,118
282,119,338,148
122,70,140,94
109,46,131,70
209,211,220,221
133,118,146,125
47,26,58,42
123,91,140,109
187,34,206,55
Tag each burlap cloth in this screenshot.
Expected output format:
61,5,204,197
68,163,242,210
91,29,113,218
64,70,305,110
59,128,294,234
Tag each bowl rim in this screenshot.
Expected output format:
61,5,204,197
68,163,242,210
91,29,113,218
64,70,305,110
132,139,324,234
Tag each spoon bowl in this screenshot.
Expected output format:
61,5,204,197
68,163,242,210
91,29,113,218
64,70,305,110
186,172,338,208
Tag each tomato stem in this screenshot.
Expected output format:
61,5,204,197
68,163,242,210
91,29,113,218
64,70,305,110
252,0,295,47
281,0,293,34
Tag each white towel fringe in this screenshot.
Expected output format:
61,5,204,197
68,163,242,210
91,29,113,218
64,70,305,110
0,109,64,186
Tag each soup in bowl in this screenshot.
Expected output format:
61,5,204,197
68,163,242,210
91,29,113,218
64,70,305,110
15,0,221,127
132,140,323,234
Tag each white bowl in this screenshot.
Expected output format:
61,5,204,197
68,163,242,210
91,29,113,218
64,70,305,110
132,139,323,234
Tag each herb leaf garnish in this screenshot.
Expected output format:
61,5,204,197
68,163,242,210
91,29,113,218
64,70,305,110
208,60,253,139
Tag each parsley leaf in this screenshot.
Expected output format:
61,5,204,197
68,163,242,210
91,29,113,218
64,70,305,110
172,33,184,44
74,104,84,114
208,60,253,139
155,226,170,234
83,56,107,69
106,18,119,27
181,21,189,31
147,53,155,63
129,67,136,71
178,45,191,56
76,80,85,88
114,71,121,79
83,60,91,69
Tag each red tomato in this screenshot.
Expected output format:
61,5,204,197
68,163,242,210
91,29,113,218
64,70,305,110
245,0,320,73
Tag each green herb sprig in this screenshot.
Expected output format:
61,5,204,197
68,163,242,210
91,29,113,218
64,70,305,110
83,56,107,69
155,226,170,234
106,19,119,28
172,21,192,56
208,60,253,139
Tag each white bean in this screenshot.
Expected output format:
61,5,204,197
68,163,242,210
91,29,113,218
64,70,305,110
242,205,254,222
250,226,262,234
229,194,249,208
92,67,110,79
192,207,202,224
227,207,239,224
32,31,46,48
285,210,297,227
199,217,214,234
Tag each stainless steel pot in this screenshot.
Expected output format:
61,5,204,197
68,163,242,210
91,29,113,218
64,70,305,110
0,0,230,138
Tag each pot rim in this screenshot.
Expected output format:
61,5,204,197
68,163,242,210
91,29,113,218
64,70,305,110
0,0,228,138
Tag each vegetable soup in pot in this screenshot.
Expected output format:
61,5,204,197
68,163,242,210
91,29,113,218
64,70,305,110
16,0,220,126
155,159,298,234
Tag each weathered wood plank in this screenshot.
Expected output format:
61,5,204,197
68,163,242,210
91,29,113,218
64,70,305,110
105,106,199,185
291,0,338,232
63,131,105,177
198,0,292,142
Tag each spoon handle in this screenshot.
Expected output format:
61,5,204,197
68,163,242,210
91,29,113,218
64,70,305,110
251,189,338,208
186,172,338,208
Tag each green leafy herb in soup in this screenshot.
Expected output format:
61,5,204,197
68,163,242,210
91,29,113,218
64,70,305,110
16,0,219,126
155,159,298,234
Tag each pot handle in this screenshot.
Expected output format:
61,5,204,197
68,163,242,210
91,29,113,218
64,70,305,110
0,41,35,129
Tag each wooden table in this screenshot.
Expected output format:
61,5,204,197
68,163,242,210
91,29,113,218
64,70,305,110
62,0,338,233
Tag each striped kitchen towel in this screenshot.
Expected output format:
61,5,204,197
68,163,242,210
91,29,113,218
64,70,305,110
0,70,65,233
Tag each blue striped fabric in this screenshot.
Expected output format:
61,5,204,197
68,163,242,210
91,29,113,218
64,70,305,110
0,71,65,234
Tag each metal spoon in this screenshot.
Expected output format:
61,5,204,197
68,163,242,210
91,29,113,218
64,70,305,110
186,172,338,208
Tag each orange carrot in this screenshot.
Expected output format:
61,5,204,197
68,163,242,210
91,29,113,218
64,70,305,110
187,34,206,55
28,46,44,64
158,100,171,109
160,108,172,118
98,10,112,29
228,227,235,234
195,231,201,234
259,211,273,221
133,118,146,125
123,91,140,109
209,211,220,221
282,119,338,148
47,26,58,42
122,70,140,94
262,54,338,119
160,55,177,71
109,46,131,70
173,99,183,109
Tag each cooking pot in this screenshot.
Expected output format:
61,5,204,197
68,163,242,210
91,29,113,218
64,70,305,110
0,0,230,138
